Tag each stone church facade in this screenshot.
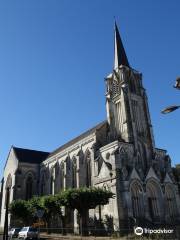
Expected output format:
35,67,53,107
0,22,180,231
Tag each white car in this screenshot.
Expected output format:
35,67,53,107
8,228,21,238
18,227,38,240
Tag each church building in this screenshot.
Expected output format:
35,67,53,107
0,22,180,231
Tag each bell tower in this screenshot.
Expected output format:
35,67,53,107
105,22,155,162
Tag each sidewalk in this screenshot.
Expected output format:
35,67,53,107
40,233,120,240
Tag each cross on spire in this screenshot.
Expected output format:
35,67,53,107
114,21,130,69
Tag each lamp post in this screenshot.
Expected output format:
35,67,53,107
3,187,10,240
161,78,180,114
174,77,180,90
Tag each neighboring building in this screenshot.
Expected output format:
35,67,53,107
0,22,180,231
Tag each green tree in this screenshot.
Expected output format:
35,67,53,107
60,187,115,235
9,199,32,225
28,195,63,233
10,188,114,235
43,195,63,233
10,195,64,233
29,196,44,212
28,196,45,224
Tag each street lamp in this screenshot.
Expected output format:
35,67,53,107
174,77,180,90
161,77,180,114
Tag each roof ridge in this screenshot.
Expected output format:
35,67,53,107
13,146,50,154
48,120,107,158
13,147,50,164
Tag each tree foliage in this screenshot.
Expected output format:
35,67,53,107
43,194,63,227
9,199,32,225
60,187,115,235
10,187,114,235
29,196,45,216
60,187,115,213
43,194,62,216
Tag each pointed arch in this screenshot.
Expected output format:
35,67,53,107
50,165,55,195
40,171,46,195
78,149,84,165
165,184,177,221
137,141,147,171
59,161,65,190
119,146,126,153
84,149,92,187
66,156,71,172
72,156,77,188
55,162,59,176
54,162,60,193
119,147,127,166
23,171,36,200
130,180,144,218
146,179,163,222
25,175,33,200
84,148,91,159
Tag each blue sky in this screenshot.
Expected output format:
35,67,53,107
0,0,180,178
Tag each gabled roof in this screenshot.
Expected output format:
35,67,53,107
48,121,107,158
7,121,106,165
13,147,49,164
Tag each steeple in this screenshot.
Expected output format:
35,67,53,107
114,21,130,69
106,21,155,172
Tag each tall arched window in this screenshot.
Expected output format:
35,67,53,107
50,167,55,195
26,176,33,200
40,173,46,195
72,158,77,188
85,151,91,187
146,181,162,222
119,147,127,166
60,162,64,190
165,184,177,221
54,163,59,194
137,142,147,171
130,181,144,218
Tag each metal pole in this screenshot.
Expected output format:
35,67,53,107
80,214,82,239
38,217,40,239
3,187,10,240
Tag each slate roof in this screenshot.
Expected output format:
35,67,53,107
11,121,107,164
48,120,107,158
13,147,50,164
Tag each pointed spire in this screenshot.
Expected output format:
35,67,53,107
114,21,130,69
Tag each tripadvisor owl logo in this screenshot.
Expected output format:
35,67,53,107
134,227,143,236
134,227,174,235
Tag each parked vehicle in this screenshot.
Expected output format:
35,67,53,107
18,227,38,240
8,228,21,238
